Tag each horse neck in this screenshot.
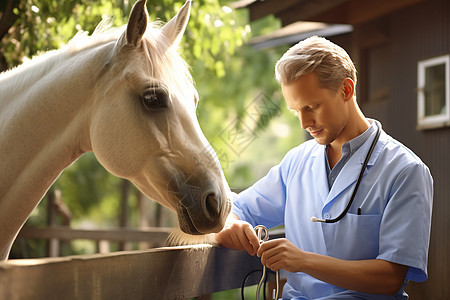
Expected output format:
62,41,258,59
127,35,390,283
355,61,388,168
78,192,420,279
0,41,114,257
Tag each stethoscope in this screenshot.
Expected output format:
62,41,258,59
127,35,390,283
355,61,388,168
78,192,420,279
254,225,280,300
311,125,381,223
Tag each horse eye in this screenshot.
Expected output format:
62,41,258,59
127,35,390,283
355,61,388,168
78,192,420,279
142,89,167,110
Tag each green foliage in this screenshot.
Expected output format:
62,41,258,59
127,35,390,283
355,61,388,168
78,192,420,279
185,0,246,75
53,153,120,218
2,0,122,67
1,0,246,76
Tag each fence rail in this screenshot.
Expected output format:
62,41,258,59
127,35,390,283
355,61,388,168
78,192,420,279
0,245,268,300
16,225,172,255
10,226,285,299
18,225,171,244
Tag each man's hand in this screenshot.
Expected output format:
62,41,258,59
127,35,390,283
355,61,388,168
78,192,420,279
215,214,260,256
257,238,303,273
257,238,409,295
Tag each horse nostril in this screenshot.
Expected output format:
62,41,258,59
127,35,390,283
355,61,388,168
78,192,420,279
205,192,221,220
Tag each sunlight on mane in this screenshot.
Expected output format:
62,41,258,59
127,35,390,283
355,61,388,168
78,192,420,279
66,18,123,51
0,19,122,88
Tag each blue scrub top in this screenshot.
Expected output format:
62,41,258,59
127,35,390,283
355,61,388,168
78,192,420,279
232,120,433,299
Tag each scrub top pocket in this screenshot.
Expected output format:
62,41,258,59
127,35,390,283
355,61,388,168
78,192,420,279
323,213,382,260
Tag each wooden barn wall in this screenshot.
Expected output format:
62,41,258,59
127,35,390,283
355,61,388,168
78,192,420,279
351,0,449,298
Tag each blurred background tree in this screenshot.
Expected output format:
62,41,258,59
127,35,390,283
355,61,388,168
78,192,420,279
1,0,302,258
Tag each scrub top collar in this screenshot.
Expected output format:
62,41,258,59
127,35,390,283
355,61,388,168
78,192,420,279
325,120,378,188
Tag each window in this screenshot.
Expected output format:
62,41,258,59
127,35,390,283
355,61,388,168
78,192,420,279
417,55,450,129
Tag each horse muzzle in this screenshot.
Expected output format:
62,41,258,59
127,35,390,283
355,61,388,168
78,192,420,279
176,188,231,235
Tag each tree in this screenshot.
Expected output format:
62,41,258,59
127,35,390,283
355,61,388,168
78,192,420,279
0,0,246,74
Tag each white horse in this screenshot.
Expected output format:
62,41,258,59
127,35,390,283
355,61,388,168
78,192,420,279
0,0,231,261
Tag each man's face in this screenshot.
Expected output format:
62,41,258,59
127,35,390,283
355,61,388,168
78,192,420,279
281,72,349,146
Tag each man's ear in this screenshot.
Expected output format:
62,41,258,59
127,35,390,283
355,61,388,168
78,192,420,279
125,0,148,47
342,78,355,102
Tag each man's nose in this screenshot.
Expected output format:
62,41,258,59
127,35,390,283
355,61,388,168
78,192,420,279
298,111,314,129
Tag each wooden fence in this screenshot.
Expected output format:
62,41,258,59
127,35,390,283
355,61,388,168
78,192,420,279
0,245,270,299
5,226,285,299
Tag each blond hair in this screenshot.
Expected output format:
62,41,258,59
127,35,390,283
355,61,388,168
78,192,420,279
275,36,357,94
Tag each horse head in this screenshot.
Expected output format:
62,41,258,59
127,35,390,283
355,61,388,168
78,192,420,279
89,0,231,235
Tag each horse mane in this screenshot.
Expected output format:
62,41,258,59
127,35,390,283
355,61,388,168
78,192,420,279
0,20,118,99
139,23,194,96
0,18,193,102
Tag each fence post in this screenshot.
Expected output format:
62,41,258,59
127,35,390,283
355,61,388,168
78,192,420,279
119,179,131,251
46,189,60,257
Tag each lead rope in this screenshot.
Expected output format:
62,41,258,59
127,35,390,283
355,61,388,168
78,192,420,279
254,225,280,300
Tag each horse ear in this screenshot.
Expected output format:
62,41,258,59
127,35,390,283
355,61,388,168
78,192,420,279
126,0,148,47
161,0,191,47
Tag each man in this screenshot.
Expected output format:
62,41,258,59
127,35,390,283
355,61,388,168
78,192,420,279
216,36,433,299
